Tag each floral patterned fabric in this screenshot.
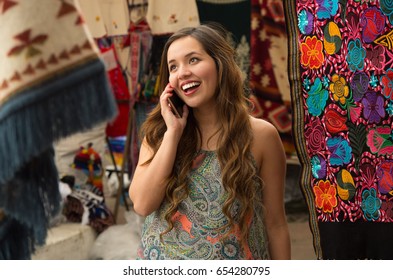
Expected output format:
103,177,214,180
284,0,393,259
137,150,270,260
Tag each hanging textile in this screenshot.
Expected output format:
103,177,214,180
146,0,200,35
0,0,117,259
75,0,107,38
284,0,393,259
100,44,131,137
250,0,294,156
196,0,251,77
77,0,130,37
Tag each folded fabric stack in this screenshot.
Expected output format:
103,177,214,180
0,0,117,259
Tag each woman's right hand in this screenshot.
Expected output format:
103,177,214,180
160,83,189,136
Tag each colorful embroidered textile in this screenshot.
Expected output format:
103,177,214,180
63,182,115,234
0,0,117,259
99,45,131,137
284,0,393,259
137,150,269,260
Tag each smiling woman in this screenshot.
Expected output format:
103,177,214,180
129,23,290,260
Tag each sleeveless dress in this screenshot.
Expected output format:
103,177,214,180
136,150,270,260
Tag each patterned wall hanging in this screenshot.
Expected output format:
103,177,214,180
250,0,295,156
0,0,117,259
284,0,393,259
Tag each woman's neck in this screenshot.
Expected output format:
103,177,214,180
194,110,220,151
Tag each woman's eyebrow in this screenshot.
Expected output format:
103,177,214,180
168,51,203,64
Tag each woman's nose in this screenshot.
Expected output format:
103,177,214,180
178,65,191,78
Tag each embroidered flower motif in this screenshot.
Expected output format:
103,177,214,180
311,154,327,179
330,74,349,106
324,106,348,134
380,69,393,101
323,21,341,55
361,188,381,221
7,29,48,59
322,76,330,88
366,126,393,155
298,9,314,35
360,162,376,188
370,73,379,88
366,45,386,71
376,160,393,195
313,180,338,213
300,36,324,69
327,136,352,166
380,0,393,25
307,77,329,116
303,77,311,90
387,101,393,115
347,39,366,72
361,91,386,124
381,200,393,219
350,72,369,102
305,118,327,154
336,169,356,201
360,7,386,43
316,0,339,20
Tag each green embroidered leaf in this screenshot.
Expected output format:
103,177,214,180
347,122,366,169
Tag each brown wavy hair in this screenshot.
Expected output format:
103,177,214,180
140,23,263,243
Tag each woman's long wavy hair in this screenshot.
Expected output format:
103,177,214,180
140,23,263,243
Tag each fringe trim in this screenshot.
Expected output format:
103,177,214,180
0,148,60,259
0,59,118,184
0,216,35,260
0,58,117,259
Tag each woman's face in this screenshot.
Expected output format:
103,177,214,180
167,36,218,110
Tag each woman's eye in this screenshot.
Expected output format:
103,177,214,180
190,57,199,64
169,65,177,71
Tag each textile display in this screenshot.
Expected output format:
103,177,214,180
77,0,130,37
71,143,105,192
250,0,294,155
146,0,200,35
0,0,117,259
63,178,115,234
284,0,393,259
196,0,251,77
100,44,131,137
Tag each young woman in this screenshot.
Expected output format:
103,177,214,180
129,24,291,260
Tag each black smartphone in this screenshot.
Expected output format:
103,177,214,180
168,90,185,118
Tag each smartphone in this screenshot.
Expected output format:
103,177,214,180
168,90,185,118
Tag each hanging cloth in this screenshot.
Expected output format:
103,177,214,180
146,0,200,35
77,0,130,37
99,44,131,137
284,0,393,259
0,0,117,259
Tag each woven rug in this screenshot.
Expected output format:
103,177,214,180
284,0,393,259
0,0,117,259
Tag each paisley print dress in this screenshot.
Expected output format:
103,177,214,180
136,150,270,260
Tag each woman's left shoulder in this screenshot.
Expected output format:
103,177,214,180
249,116,283,166
249,116,280,140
